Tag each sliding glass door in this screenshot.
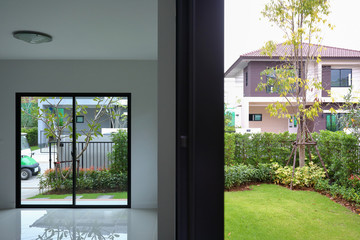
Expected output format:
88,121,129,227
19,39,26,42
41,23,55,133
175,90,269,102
17,93,130,207
74,96,129,206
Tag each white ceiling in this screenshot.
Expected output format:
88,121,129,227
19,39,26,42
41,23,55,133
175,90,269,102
0,0,157,60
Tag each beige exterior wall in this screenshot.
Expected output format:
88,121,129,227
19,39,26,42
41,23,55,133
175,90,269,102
249,106,289,133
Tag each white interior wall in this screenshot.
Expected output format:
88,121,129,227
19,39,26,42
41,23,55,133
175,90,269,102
0,60,157,209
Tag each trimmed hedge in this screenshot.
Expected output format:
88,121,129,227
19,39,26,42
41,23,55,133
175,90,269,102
311,131,360,187
232,132,296,166
21,127,38,146
226,131,360,188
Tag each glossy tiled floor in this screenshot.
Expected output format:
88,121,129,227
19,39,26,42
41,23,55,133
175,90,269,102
0,208,157,240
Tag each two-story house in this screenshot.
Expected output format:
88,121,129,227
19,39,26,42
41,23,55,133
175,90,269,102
225,43,360,133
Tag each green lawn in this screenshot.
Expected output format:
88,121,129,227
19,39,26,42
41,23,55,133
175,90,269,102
28,191,127,199
30,145,40,151
225,184,360,240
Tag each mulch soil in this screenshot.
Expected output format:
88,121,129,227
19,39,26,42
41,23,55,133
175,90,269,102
226,183,360,215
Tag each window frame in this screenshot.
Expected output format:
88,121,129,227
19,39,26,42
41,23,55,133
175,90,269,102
331,68,352,87
16,92,131,209
176,0,224,238
249,114,262,121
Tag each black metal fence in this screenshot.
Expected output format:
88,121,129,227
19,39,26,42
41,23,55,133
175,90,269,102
48,141,115,170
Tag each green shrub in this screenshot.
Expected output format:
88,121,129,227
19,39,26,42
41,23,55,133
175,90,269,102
21,127,38,146
38,167,128,193
224,163,273,190
314,178,331,192
271,162,326,188
349,174,360,191
108,130,128,174
314,179,360,205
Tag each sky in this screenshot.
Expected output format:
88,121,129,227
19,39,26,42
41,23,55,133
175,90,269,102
225,0,360,71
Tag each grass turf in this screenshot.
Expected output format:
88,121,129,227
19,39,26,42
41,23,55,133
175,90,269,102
30,146,40,151
225,184,360,240
28,191,127,199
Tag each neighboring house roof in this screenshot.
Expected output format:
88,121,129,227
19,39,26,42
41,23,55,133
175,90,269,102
225,43,360,78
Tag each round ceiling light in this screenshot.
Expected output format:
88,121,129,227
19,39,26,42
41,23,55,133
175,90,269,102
13,31,52,44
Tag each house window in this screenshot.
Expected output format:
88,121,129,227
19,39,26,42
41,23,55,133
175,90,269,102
266,75,275,93
76,116,84,123
289,116,297,127
245,72,248,86
326,113,345,131
331,69,352,87
249,114,262,121
266,68,297,94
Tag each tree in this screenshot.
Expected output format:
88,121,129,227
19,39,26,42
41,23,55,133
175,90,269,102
256,0,333,188
339,87,360,139
21,97,39,128
224,104,235,132
105,97,128,128
21,97,125,179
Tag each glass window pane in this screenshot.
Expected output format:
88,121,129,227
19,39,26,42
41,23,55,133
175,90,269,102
326,114,331,130
331,114,337,131
254,114,262,121
20,96,73,206
331,69,340,87
341,69,351,86
75,96,129,206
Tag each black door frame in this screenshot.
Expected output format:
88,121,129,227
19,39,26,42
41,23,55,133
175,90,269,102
176,0,224,239
16,92,131,208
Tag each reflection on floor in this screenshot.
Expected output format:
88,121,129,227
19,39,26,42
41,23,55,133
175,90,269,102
0,208,157,240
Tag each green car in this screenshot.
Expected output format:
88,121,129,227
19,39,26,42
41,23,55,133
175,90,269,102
21,133,40,180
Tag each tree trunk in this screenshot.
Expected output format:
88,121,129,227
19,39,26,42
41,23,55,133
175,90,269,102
299,144,305,167
298,112,306,167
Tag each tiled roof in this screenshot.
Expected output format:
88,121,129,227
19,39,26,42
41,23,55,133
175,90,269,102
242,43,360,58
225,43,360,77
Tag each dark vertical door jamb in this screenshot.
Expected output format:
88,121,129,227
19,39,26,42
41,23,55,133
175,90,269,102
176,0,191,238
72,96,76,206
176,0,224,239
